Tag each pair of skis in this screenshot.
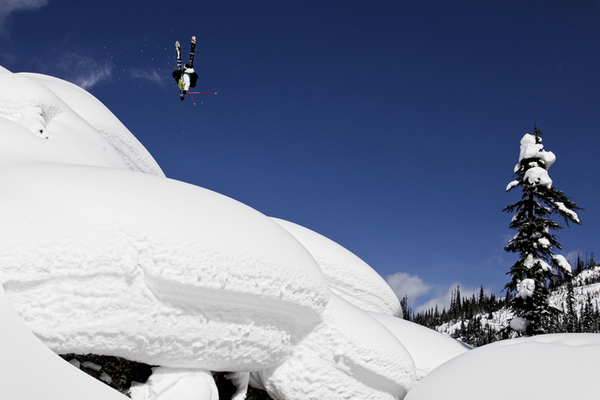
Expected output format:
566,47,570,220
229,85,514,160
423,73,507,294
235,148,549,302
176,36,217,103
175,36,195,71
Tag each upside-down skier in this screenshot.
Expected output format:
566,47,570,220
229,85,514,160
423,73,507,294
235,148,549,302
172,36,199,101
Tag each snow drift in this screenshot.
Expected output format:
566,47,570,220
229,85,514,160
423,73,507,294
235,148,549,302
0,66,423,399
0,163,330,370
271,217,401,316
405,333,600,400
253,294,416,400
369,312,471,380
0,67,331,371
0,282,127,399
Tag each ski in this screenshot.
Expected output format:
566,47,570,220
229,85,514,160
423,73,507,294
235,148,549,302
175,41,181,70
189,36,196,67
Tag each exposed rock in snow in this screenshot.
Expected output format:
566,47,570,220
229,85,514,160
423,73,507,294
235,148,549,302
253,294,416,400
368,312,471,380
405,334,600,400
271,217,401,316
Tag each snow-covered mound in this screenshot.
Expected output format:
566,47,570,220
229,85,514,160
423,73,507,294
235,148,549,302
1,66,422,399
0,68,330,370
0,163,329,370
21,72,164,176
253,294,416,400
271,217,401,316
369,312,471,380
0,67,160,174
0,283,127,399
405,333,600,400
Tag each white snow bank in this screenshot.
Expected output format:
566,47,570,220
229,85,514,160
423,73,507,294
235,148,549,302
368,312,471,380
0,283,127,399
405,333,600,400
253,294,416,400
0,68,160,175
271,217,401,316
129,368,218,400
0,163,329,370
20,72,164,177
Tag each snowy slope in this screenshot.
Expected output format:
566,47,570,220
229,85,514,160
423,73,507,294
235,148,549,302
253,294,416,400
0,67,331,371
0,283,127,399
0,164,330,370
21,72,165,176
271,217,401,316
405,333,600,400
0,66,423,399
369,312,471,380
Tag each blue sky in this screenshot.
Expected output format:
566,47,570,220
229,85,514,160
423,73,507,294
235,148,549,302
2,0,599,311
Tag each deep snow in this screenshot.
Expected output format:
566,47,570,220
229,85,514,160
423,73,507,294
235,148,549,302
405,333,600,400
0,67,423,399
3,65,598,400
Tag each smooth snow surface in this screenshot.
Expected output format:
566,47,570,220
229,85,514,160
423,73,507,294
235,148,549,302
253,294,416,400
405,334,600,400
368,312,471,380
0,283,127,399
271,217,401,316
22,72,165,176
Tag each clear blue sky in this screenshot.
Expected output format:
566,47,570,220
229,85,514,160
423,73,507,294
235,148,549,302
2,0,599,311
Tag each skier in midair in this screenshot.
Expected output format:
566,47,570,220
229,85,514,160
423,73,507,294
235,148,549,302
172,36,198,101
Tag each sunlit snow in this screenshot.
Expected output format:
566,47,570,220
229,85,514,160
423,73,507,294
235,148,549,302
2,66,598,400
0,67,422,399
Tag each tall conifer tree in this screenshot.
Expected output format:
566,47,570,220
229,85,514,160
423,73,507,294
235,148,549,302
503,125,582,335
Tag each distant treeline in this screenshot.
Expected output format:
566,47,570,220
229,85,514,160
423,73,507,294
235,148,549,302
403,253,600,347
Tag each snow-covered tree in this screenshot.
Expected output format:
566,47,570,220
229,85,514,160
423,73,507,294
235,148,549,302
503,125,582,335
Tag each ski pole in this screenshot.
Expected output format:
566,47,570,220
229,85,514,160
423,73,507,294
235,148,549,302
188,91,218,95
